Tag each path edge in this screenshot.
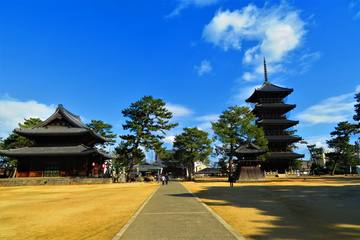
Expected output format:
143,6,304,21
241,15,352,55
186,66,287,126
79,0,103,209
181,182,245,240
112,184,160,240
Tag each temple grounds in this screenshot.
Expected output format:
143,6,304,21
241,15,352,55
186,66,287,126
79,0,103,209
183,176,360,240
0,183,158,240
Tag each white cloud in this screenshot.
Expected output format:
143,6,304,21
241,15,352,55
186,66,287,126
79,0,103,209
304,136,329,150
203,3,306,80
195,114,218,130
195,59,213,76
164,135,176,143
349,0,360,20
297,51,321,73
297,85,360,125
166,103,193,118
167,0,220,18
0,97,55,138
233,84,262,103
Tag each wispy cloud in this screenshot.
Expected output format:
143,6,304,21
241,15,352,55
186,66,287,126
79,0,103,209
304,135,329,150
166,103,193,118
295,135,329,156
195,59,213,76
349,0,360,20
195,114,218,130
167,0,221,18
164,135,176,143
297,85,360,125
203,3,306,81
232,84,262,103
0,96,55,138
297,51,321,74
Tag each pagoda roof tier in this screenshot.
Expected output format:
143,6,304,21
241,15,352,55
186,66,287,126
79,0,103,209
21,104,107,143
246,82,293,103
0,145,111,159
266,135,302,143
266,152,304,160
257,119,299,128
253,103,296,114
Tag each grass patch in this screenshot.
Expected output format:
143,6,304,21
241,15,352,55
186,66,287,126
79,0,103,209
183,177,360,240
0,183,158,240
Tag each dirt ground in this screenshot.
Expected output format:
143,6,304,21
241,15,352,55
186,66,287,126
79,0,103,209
0,183,158,240
183,176,360,240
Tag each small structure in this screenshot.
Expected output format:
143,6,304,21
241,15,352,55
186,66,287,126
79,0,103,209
234,142,267,180
135,163,163,177
195,167,221,176
194,161,209,173
0,104,110,177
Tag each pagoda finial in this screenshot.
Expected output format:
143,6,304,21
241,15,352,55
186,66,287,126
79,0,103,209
263,57,269,83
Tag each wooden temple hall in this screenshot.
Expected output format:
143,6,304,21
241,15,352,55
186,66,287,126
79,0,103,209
246,58,304,172
0,105,111,177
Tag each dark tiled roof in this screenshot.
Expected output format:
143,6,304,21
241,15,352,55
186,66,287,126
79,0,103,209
27,104,107,142
257,82,293,92
235,142,267,155
0,145,111,158
254,103,296,110
15,127,89,136
196,167,221,174
246,82,293,103
267,152,304,160
257,119,299,127
266,135,302,143
136,164,163,171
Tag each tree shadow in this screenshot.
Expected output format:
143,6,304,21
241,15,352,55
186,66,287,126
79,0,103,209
174,183,360,239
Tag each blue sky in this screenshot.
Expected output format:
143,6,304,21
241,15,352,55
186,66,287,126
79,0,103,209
0,0,359,159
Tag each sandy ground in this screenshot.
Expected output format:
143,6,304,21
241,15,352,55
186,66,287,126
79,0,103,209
0,183,158,240
183,176,360,240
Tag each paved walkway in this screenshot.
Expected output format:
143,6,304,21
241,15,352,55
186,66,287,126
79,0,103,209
117,182,239,240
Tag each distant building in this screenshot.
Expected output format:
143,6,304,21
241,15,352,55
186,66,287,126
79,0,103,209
0,105,110,177
194,161,209,173
234,142,267,180
246,58,304,172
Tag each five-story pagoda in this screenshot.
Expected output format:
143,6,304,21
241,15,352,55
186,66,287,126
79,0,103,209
246,59,304,172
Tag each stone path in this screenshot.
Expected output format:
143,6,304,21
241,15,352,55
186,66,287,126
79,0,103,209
116,182,240,240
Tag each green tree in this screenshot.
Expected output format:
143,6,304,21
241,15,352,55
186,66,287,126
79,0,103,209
173,127,212,179
113,141,145,180
307,144,325,166
87,120,117,148
156,148,175,168
0,118,42,171
120,96,177,181
352,92,360,164
212,106,267,177
327,121,356,175
354,92,360,123
2,118,42,150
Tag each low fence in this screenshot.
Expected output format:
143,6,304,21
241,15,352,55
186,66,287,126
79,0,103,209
0,177,113,186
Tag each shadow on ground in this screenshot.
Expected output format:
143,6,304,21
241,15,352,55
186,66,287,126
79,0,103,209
172,183,360,240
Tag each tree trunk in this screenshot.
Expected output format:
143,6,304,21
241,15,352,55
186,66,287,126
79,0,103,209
331,162,337,176
190,162,195,180
126,160,135,182
228,145,234,179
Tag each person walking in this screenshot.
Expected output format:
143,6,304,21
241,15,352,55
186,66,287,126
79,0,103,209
165,174,169,185
228,175,235,188
161,175,166,185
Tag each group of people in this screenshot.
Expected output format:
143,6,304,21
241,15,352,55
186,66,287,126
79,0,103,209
160,174,169,185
